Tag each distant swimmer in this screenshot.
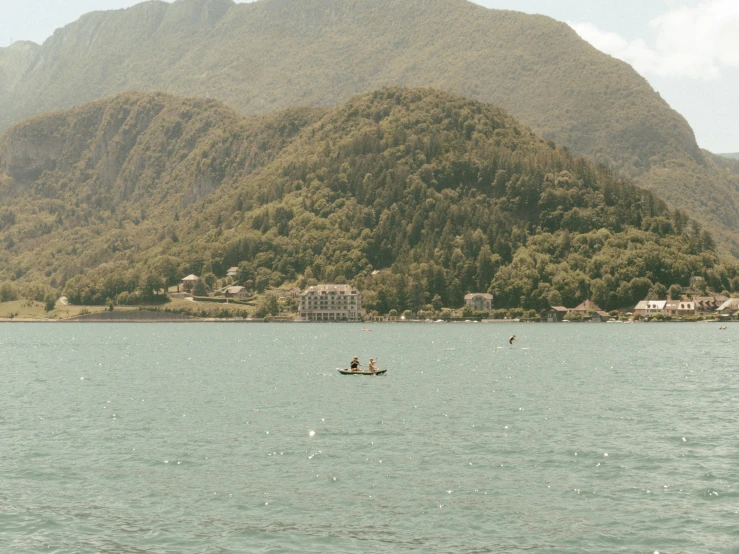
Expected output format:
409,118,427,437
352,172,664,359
509,335,517,346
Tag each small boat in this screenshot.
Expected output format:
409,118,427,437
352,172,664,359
338,369,387,375
361,327,372,332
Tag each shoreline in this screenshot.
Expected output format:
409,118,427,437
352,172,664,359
0,317,732,324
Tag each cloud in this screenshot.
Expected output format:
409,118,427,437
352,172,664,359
569,0,739,79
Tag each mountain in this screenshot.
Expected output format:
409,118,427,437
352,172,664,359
1,0,739,252
0,41,38,97
0,88,734,312
719,153,739,160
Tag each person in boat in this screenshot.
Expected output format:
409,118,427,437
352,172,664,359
368,358,378,373
350,356,361,371
509,335,516,346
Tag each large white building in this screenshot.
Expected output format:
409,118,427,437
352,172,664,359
634,300,667,317
464,293,493,311
300,285,364,322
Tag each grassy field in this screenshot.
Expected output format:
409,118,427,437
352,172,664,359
0,295,278,321
0,300,109,320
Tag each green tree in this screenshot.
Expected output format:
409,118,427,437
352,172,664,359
194,278,208,296
648,282,667,300
548,289,563,307
668,283,683,300
589,278,609,309
202,272,217,290
629,277,653,303
141,273,165,300
151,256,181,287
255,294,279,318
44,292,57,312
476,245,497,291
0,282,19,302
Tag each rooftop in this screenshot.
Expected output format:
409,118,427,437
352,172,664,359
573,300,602,312
226,286,245,294
302,284,359,296
634,300,667,310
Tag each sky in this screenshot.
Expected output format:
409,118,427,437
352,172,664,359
0,0,736,153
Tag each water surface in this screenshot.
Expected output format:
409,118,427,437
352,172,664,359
1,322,738,553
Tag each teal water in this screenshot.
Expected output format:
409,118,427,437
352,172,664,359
1,322,738,553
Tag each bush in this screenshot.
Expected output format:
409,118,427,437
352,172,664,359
509,308,524,319
493,309,509,319
564,311,583,321
440,309,454,321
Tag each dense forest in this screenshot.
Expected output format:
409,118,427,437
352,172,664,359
1,0,739,252
0,88,735,314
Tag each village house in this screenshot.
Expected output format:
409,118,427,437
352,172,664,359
181,274,200,294
692,296,722,315
692,296,713,314
572,300,602,316
300,284,364,322
716,298,739,317
663,299,695,317
464,293,493,312
591,311,611,323
288,288,301,298
634,300,667,318
224,286,249,299
226,267,239,277
541,306,569,322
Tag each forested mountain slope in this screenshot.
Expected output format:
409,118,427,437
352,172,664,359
1,0,738,252
0,88,735,312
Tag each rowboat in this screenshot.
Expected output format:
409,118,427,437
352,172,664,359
338,369,387,375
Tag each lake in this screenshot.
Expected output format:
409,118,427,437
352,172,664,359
1,322,738,553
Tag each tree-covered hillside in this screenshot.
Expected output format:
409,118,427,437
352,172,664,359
1,0,738,252
0,88,735,313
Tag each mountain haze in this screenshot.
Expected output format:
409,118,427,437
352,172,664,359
0,41,38,97
1,0,739,252
0,88,735,312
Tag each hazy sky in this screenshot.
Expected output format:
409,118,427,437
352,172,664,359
0,0,736,152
